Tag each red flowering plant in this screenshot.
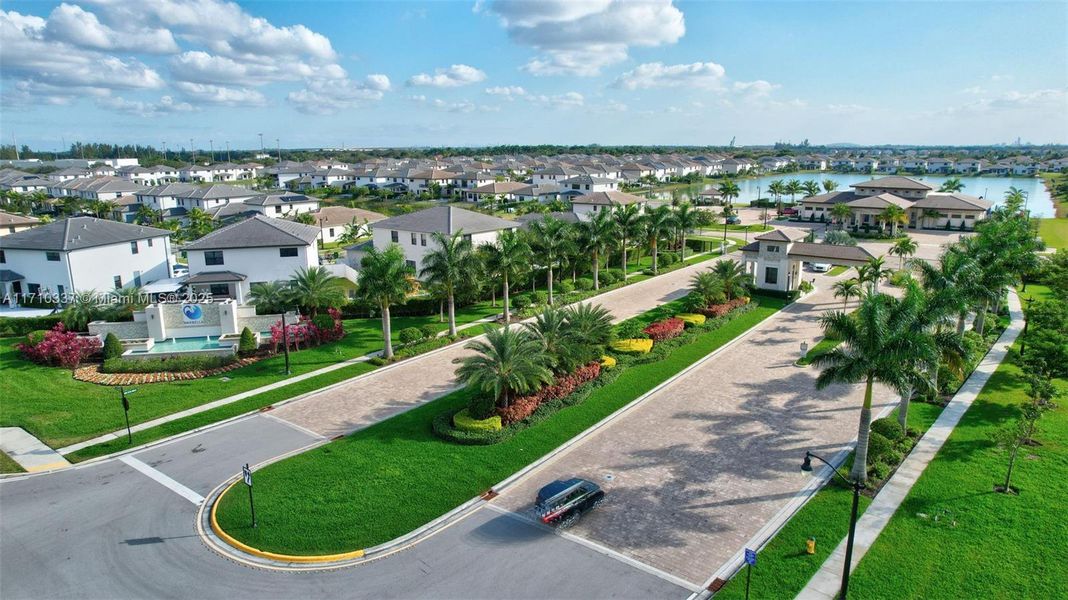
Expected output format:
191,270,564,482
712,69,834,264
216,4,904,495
268,308,344,352
17,323,101,368
642,318,685,342
697,296,750,318
497,361,602,425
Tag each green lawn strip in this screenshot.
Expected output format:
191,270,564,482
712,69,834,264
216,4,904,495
64,361,377,463
714,402,944,600
0,452,25,474
1038,218,1067,249
1018,284,1055,304
0,305,499,448
796,337,841,366
846,347,1068,599
214,296,787,555
828,265,851,277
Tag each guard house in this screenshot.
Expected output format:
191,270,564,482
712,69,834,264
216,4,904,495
740,228,874,292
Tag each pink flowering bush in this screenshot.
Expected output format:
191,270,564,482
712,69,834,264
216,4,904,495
268,308,344,353
17,323,101,368
642,318,685,342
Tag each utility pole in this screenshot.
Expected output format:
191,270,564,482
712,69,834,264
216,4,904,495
276,138,281,162
226,141,231,163
258,133,264,154
190,138,196,163
12,134,19,160
162,142,167,161
209,139,214,162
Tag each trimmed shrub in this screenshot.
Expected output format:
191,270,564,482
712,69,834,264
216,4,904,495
824,230,857,246
419,324,438,339
869,461,891,481
497,396,540,425
26,329,48,346
601,269,623,285
102,354,237,373
532,290,548,305
576,277,594,291
642,268,656,276
871,417,905,442
467,394,497,420
610,338,654,354
452,408,502,432
798,280,815,294
867,431,893,463
675,313,706,327
698,296,751,318
599,355,617,369
398,327,424,346
643,318,685,342
103,332,124,360
0,315,65,338
887,270,912,287
614,320,649,340
512,294,532,310
17,323,100,368
238,327,257,356
557,279,575,294
659,252,679,267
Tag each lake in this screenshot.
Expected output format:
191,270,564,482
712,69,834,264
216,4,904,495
648,173,1055,217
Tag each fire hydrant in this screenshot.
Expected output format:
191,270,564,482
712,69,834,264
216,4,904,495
806,537,817,555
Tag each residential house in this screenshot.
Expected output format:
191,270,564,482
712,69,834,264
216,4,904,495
558,175,619,197
926,158,955,174
532,165,581,185
465,181,528,202
798,176,991,230
570,191,647,221
0,211,40,236
739,228,874,292
310,206,388,245
243,194,320,218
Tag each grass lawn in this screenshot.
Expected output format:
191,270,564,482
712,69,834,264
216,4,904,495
845,344,1068,599
714,401,946,600
214,295,787,555
1018,284,1055,304
796,337,840,366
828,265,851,277
0,303,499,449
0,452,25,474
1038,218,1067,249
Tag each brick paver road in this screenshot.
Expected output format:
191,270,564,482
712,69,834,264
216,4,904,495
491,283,898,586
271,254,730,438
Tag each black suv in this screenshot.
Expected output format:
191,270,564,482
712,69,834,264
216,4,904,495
535,478,605,528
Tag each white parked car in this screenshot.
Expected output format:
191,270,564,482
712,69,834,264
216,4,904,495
811,263,831,273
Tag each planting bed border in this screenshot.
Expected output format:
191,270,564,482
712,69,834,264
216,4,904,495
73,358,260,385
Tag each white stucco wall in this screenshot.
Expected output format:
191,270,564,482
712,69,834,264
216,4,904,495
371,227,508,273
3,236,171,296
187,244,317,296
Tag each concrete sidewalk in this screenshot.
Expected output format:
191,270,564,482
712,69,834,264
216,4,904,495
1,428,70,472
797,289,1024,600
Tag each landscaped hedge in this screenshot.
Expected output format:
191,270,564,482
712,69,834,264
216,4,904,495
643,318,685,341
0,315,64,337
102,354,238,374
698,296,751,317
453,408,502,432
676,313,707,326
610,338,654,354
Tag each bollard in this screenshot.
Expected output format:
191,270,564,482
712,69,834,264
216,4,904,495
806,537,817,555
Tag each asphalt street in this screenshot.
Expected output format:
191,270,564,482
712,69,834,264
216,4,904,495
0,414,687,600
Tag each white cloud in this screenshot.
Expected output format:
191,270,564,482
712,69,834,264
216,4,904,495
486,0,685,76
588,100,627,113
485,85,527,99
528,91,585,108
732,80,779,97
408,64,487,87
826,103,870,115
173,82,266,106
287,74,393,115
169,50,345,86
941,88,1067,115
614,61,725,90
45,3,179,53
409,95,499,113
97,95,196,117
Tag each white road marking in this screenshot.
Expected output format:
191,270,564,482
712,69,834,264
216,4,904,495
484,504,702,593
259,413,327,440
120,455,204,505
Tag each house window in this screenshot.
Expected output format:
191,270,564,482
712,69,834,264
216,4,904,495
275,206,283,214
57,285,65,297
463,234,472,243
46,251,61,262
113,276,123,289
279,247,299,258
764,267,778,285
205,251,224,265
28,283,41,295
0,250,4,263
147,238,154,247
420,234,427,247
328,227,335,237
391,230,399,243
766,245,780,253
209,284,230,296
130,241,139,254
405,260,416,269
411,232,417,245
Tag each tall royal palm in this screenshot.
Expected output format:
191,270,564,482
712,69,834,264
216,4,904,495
857,256,891,293
785,179,803,203
643,205,675,273
421,231,479,336
613,204,643,276
673,202,699,259
801,180,821,198
822,179,839,193
579,210,617,290
356,245,416,360
288,266,345,317
939,177,964,193
454,327,553,409
481,229,530,323
813,282,937,483
717,180,741,205
889,236,918,269
528,216,575,305
832,278,862,309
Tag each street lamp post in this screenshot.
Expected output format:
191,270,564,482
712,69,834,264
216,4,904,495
209,139,215,162
802,451,864,600
190,138,195,163
119,386,137,443
226,141,231,163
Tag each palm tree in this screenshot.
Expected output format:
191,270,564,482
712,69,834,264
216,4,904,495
785,179,803,203
528,216,575,305
454,326,553,408
822,179,839,193
768,179,785,203
89,200,117,219
61,290,102,331
801,180,821,198
915,244,979,335
889,236,918,269
613,204,642,277
481,229,530,323
135,204,158,225
562,303,615,363
185,208,214,239
673,202,699,259
813,282,937,483
717,180,741,205
830,275,861,306
525,307,582,374
421,231,479,336
879,204,908,236
857,256,891,293
830,202,853,230
690,270,725,306
356,245,417,360
713,259,750,301
643,205,675,274
288,266,345,316
249,281,290,314
938,177,964,193
293,212,316,225
1003,187,1027,214
578,209,617,290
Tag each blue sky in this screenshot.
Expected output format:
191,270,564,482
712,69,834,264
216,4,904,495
2,0,1066,150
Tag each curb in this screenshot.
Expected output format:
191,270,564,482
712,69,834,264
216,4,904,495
201,298,782,571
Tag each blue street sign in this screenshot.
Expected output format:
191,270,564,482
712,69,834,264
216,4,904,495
744,548,757,566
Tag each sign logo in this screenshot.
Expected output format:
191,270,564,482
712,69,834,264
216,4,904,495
181,303,204,323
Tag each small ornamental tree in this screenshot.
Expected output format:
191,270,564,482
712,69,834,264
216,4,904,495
102,332,124,360
17,323,101,368
992,416,1029,494
238,327,257,356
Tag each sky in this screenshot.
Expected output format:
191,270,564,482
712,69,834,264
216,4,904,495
1,0,1066,150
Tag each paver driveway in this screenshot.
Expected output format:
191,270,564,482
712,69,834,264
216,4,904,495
491,283,898,586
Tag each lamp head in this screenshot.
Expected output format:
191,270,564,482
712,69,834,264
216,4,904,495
801,452,813,472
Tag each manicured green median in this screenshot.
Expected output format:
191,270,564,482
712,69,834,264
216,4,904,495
0,452,25,474
214,296,786,555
